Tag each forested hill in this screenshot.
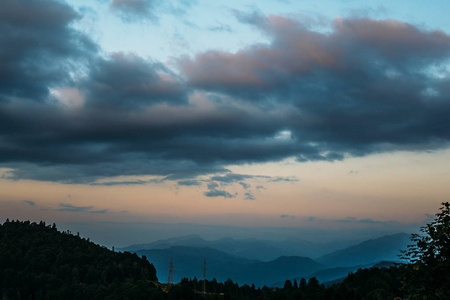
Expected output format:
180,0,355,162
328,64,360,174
0,220,160,300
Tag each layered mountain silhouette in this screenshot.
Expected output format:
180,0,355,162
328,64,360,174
137,246,322,287
316,233,410,267
122,234,357,261
125,233,411,287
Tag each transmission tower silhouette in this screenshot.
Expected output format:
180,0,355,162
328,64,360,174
168,258,174,285
203,259,206,294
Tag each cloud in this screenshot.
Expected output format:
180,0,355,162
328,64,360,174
1,6,450,185
178,13,450,161
233,9,268,30
110,0,194,22
204,180,236,198
203,172,297,199
0,0,96,101
90,209,108,214
57,203,94,213
177,180,201,186
23,200,35,206
85,52,186,108
110,0,158,21
209,23,232,32
204,189,235,198
244,192,255,200
210,173,261,183
348,6,388,18
280,214,295,219
89,179,162,186
268,176,299,182
56,203,107,214
239,182,250,189
207,182,219,189
210,173,296,186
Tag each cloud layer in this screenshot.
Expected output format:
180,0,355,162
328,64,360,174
1,1,450,191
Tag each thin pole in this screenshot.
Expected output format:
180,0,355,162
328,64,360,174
203,259,206,294
168,258,174,285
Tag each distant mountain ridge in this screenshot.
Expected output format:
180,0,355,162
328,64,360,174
317,233,410,267
122,234,210,251
137,246,323,287
121,234,358,261
125,233,410,286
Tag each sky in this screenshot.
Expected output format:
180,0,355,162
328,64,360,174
1,0,450,248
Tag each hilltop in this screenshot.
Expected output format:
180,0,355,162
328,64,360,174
0,220,159,299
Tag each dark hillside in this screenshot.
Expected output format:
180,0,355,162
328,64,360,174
0,220,159,300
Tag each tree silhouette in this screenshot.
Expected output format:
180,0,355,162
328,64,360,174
400,202,450,299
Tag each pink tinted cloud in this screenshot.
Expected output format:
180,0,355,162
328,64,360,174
179,15,450,91
332,18,450,58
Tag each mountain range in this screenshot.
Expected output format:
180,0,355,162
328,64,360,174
121,234,358,261
124,232,411,287
316,232,410,267
137,246,321,287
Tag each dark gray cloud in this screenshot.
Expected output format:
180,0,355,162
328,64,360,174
23,200,35,206
2,160,228,184
244,192,255,200
201,173,297,199
201,172,297,199
177,180,202,186
90,209,108,214
109,0,194,22
110,0,158,21
207,182,220,189
1,5,450,186
178,13,450,161
210,173,261,183
57,203,94,212
0,0,96,101
56,203,107,213
239,182,250,189
85,53,186,108
209,173,297,186
268,176,299,182
204,189,235,198
203,180,236,198
89,179,162,186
